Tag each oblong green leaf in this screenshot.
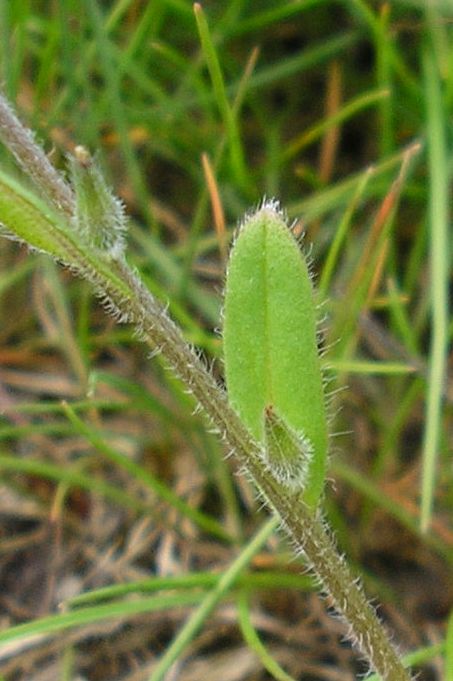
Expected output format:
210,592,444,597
223,202,328,506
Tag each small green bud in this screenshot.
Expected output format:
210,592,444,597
69,146,127,258
262,404,313,491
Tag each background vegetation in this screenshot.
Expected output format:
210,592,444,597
0,1,451,680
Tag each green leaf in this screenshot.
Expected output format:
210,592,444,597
0,169,74,259
223,202,328,506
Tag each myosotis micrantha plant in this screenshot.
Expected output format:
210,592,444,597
0,91,412,681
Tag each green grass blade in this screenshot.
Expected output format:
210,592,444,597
147,516,279,681
284,88,388,161
0,453,149,514
420,46,450,532
193,3,249,193
446,607,453,681
83,0,155,226
238,590,296,681
0,593,204,647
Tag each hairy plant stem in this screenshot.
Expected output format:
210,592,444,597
0,95,75,215
0,92,410,680
115,262,411,681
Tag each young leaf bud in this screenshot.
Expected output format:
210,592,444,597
69,146,127,258
262,404,313,491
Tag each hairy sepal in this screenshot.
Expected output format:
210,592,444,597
69,146,127,258
262,405,313,492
